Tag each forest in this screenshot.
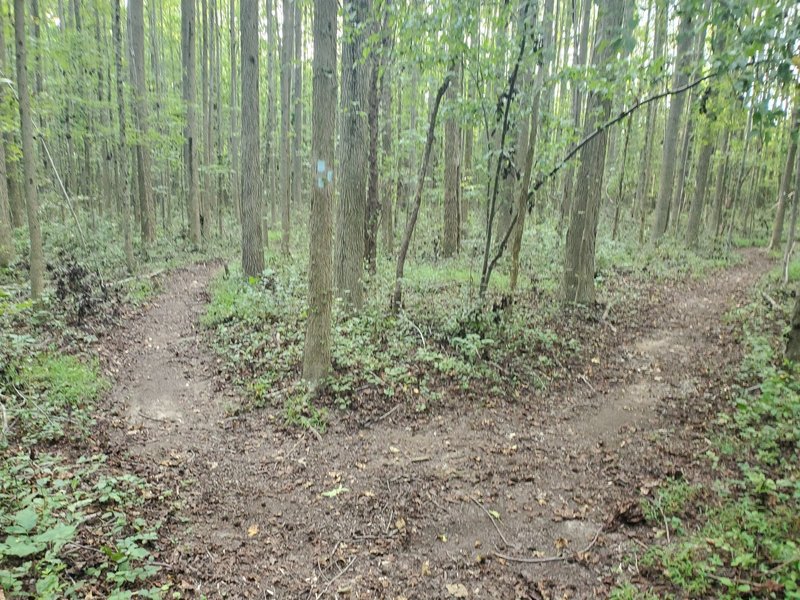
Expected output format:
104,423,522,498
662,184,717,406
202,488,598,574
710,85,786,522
1,0,800,597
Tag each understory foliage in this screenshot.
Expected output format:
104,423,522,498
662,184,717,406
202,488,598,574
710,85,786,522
613,271,800,599
0,242,178,598
203,216,734,428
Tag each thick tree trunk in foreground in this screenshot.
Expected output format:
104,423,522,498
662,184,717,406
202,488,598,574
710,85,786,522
302,0,337,383
787,293,800,362
240,0,263,277
334,0,369,310
14,0,44,299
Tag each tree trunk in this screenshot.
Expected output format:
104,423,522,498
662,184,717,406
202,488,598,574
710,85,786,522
302,0,337,383
651,3,694,242
380,69,394,255
229,0,240,223
182,0,201,245
364,47,381,273
113,0,135,274
240,0,263,276
292,0,303,210
14,0,44,299
129,0,156,245
442,57,461,258
770,106,799,251
781,149,800,285
279,0,293,254
686,125,713,248
334,0,369,310
392,77,451,312
709,131,730,240
563,0,623,304
786,291,800,362
0,7,13,268
266,0,277,228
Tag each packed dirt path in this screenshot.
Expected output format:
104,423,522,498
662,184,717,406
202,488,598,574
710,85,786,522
98,249,772,599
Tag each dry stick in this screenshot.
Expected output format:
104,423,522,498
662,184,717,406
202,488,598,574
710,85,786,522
470,496,510,549
761,291,783,312
315,556,357,600
493,525,604,565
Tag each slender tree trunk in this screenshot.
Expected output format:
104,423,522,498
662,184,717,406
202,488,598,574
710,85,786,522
279,0,294,254
129,0,156,245
710,131,730,240
240,0,263,276
182,0,201,245
303,0,337,382
14,0,43,299
365,48,381,272
113,0,135,274
266,0,277,228
380,68,394,255
229,0,240,223
686,125,713,248
563,0,623,304
334,0,370,309
651,4,694,242
292,0,303,209
442,57,461,258
392,77,451,312
0,8,13,268
770,106,799,251
782,149,800,284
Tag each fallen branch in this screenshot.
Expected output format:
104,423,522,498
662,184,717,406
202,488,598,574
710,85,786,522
761,291,783,313
493,525,603,565
470,496,511,549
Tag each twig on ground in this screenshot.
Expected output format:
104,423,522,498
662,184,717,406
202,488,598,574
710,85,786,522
761,291,783,312
579,374,596,393
315,556,357,599
378,404,401,422
470,496,511,549
401,312,426,348
138,410,177,424
411,455,431,463
659,504,670,544
493,525,604,565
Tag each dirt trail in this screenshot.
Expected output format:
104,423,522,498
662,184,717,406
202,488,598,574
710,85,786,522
100,249,772,599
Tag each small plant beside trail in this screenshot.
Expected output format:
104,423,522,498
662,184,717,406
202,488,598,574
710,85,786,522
613,272,800,598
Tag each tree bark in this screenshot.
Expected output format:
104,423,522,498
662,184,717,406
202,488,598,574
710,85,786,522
113,0,135,274
685,124,713,248
229,0,240,223
651,3,694,242
334,0,370,310
279,0,294,254
0,7,13,268
442,58,461,258
770,106,799,251
302,0,337,383
240,0,263,277
182,0,201,245
14,0,44,299
129,0,156,245
563,0,623,305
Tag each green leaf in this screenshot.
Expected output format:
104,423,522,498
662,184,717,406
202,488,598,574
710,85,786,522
0,536,45,557
14,508,38,533
321,485,349,498
35,523,77,545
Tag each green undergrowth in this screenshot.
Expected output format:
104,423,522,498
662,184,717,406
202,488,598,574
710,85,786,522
613,278,800,598
203,254,578,426
1,275,174,597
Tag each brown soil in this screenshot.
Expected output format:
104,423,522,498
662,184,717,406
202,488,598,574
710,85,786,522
96,249,772,599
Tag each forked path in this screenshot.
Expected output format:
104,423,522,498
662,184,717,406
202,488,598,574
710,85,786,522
100,249,772,598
